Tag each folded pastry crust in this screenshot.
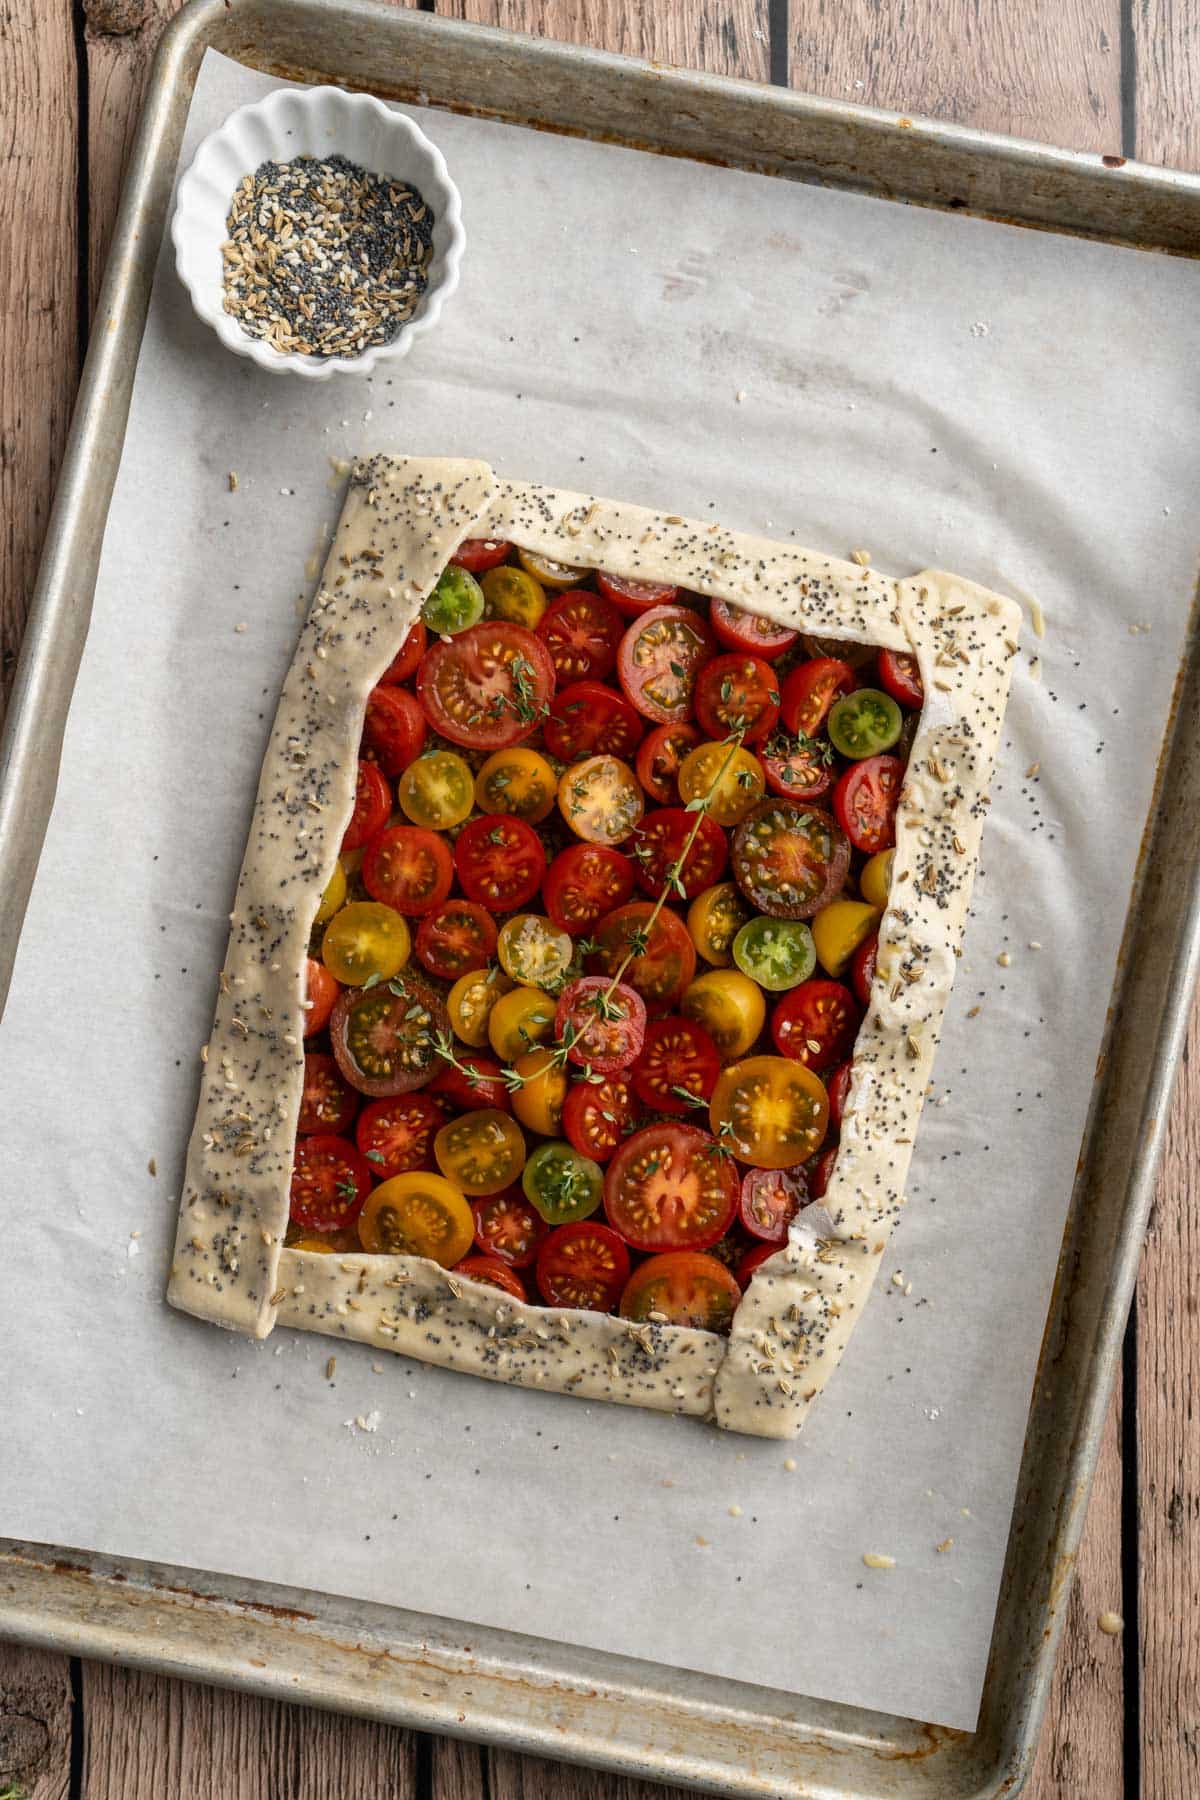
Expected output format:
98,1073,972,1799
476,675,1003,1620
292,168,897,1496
168,455,1019,1438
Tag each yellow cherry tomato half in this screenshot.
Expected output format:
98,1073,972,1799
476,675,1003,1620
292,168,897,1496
475,747,558,824
516,547,590,590
321,901,411,986
288,1234,338,1255
488,986,557,1061
558,755,645,846
480,564,548,629
687,881,754,968
678,741,766,827
709,1054,829,1170
434,1107,526,1196
681,968,766,1061
811,898,879,978
859,848,896,910
314,859,348,926
498,914,574,991
447,966,514,1048
397,749,475,830
508,1047,567,1136
357,1172,474,1265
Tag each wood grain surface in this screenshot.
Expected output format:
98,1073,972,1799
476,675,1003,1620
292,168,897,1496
0,3,1196,1798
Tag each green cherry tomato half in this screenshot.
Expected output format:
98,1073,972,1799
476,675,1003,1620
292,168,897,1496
826,687,902,760
732,917,817,992
522,1140,604,1225
422,565,485,636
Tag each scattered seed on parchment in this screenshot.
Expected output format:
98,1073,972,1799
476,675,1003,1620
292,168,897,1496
862,1552,896,1570
324,1356,337,1381
147,1157,157,1177
935,1538,955,1554
228,470,238,492
997,950,1012,967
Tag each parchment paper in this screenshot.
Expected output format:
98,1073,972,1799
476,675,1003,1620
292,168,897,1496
3,49,1199,1732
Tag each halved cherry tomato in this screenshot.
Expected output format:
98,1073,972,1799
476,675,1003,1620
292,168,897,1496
422,565,485,636
321,900,411,986
341,760,392,853
454,815,547,909
498,915,573,992
732,916,815,991
859,848,895,910
381,619,426,684
523,1140,605,1225
330,973,449,1096
543,679,644,762
693,655,781,746
731,799,850,919
811,898,879,979
555,977,647,1074
362,826,454,917
435,1107,526,1196
709,1055,829,1169
619,1250,742,1331
827,1060,852,1130
617,606,715,724
558,755,645,847
771,978,860,1070
632,1015,721,1116
827,687,902,760
562,1072,634,1163
877,647,925,709
304,958,340,1036
479,564,547,630
760,729,836,804
636,721,701,804
850,931,878,1006
779,658,856,737
687,882,752,968
807,1144,839,1200
447,966,513,1049
474,747,558,823
470,1186,547,1268
453,1255,528,1301
632,807,727,900
415,901,498,982
536,589,624,683
736,1241,780,1288
487,987,557,1061
676,740,765,827
355,1092,442,1177
314,859,348,927
710,596,798,657
517,547,590,590
363,684,426,777
587,901,696,1013
833,753,904,854
452,536,514,574
299,1053,359,1135
536,1221,630,1311
801,633,875,669
543,843,635,937
739,1164,808,1244
508,1047,568,1136
397,749,475,830
604,1122,738,1251
595,572,680,616
290,1135,373,1233
427,1051,511,1115
681,968,765,1061
416,622,555,751
357,1171,474,1264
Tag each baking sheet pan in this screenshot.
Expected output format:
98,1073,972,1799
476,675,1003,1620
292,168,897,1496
2,7,1200,1792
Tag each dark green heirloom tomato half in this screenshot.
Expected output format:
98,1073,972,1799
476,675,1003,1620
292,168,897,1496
522,1140,604,1225
422,565,486,636
826,687,903,760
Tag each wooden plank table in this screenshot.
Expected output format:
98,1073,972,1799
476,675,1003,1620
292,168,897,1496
1,2,1196,1794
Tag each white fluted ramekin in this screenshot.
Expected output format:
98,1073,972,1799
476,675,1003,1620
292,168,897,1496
171,84,464,380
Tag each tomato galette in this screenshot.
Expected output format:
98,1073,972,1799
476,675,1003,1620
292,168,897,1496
168,457,1018,1438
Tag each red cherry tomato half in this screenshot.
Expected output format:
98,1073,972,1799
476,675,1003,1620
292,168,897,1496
587,901,697,1014
807,1144,839,1200
363,685,426,778
289,1134,373,1233
471,1185,547,1268
761,730,836,804
617,606,715,724
543,842,636,937
451,537,514,574
380,619,427,685
453,1255,528,1300
736,1241,780,1288
562,1072,635,1163
877,648,925,709
595,572,680,616
362,825,454,916
341,760,392,853
329,974,449,1097
619,1249,742,1330
454,815,547,910
827,1060,853,1130
850,931,878,1007
632,1016,721,1116
632,807,728,900
298,1053,360,1135
354,1093,443,1178
710,596,799,657
739,1165,808,1245
303,958,340,1037
536,1221,631,1311
780,658,856,737
636,721,701,805
536,589,625,684
693,654,781,746
428,1053,512,1115
771,978,861,1070
416,622,556,752
604,1122,738,1252
555,977,647,1074
833,753,904,854
542,678,645,762
415,900,499,981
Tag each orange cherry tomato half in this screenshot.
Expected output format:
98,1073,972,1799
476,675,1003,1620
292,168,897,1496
619,1250,742,1332
709,1054,829,1169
